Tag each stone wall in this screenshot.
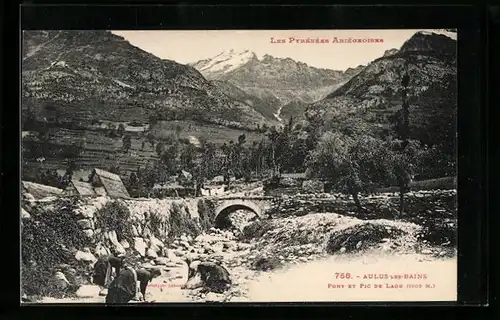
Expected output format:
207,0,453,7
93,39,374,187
269,190,457,221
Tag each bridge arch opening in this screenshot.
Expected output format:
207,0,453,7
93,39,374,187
214,204,260,231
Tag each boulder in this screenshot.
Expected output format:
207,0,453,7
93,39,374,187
154,257,170,266
21,208,31,219
212,243,224,253
113,243,126,255
77,219,93,230
75,250,97,263
82,229,94,239
165,249,181,262
108,231,119,246
146,248,158,259
237,243,252,251
76,285,101,298
142,226,152,239
150,236,164,249
120,239,130,249
24,193,36,202
205,292,225,302
95,243,109,257
131,225,139,237
52,271,70,291
134,237,147,256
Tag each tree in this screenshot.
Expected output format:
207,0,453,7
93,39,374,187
61,158,78,186
266,127,280,175
117,123,125,137
180,143,196,171
238,134,246,146
155,142,165,157
122,135,132,153
394,63,412,216
307,132,390,215
146,132,155,149
175,124,182,140
109,165,121,175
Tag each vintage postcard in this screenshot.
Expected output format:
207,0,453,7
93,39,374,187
21,29,457,303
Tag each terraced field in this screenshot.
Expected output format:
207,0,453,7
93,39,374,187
22,121,265,179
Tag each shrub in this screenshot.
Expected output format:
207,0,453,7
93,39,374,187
168,203,201,239
417,218,456,246
240,220,275,241
251,256,281,271
149,210,167,240
95,201,134,243
326,223,404,254
197,200,216,231
27,198,89,249
21,217,79,298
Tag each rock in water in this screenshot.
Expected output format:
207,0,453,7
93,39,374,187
76,285,100,298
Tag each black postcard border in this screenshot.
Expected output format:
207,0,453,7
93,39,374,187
1,3,490,319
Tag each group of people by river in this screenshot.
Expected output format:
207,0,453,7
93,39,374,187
92,254,232,304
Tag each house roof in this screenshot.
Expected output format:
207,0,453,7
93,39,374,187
91,168,130,198
69,180,95,196
22,181,63,199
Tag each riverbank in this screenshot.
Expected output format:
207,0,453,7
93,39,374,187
29,208,457,303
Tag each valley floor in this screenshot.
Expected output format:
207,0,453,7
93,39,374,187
33,210,457,304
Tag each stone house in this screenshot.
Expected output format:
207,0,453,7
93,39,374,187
65,179,96,197
88,168,130,198
64,168,130,198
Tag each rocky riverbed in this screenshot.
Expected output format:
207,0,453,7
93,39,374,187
31,209,457,303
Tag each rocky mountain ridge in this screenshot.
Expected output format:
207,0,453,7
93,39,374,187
22,30,275,130
305,31,457,152
191,50,365,119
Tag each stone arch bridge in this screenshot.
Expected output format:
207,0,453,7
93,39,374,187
207,196,278,229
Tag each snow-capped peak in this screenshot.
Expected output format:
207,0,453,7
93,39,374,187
196,49,256,74
416,29,457,41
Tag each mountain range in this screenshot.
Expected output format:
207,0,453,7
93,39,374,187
21,29,457,178
305,31,457,151
190,50,365,121
22,30,277,130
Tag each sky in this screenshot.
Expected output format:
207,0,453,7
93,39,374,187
111,29,455,71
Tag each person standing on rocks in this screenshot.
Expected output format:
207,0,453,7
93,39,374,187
92,254,125,288
105,267,162,304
